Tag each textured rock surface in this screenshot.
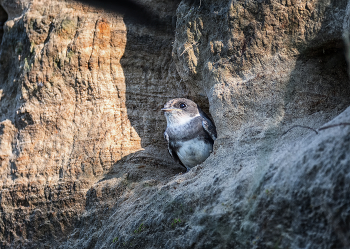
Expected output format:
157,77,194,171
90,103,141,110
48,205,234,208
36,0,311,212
0,0,186,247
0,0,349,248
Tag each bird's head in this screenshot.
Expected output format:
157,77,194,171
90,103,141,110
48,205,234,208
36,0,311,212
162,98,200,125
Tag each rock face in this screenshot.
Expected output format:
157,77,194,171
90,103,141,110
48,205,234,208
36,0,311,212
0,0,349,248
0,0,186,247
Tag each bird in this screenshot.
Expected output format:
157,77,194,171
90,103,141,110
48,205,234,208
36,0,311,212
162,98,217,172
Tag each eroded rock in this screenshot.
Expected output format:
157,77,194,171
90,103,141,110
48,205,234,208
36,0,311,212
0,0,186,247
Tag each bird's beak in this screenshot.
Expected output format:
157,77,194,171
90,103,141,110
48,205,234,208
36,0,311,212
161,108,178,112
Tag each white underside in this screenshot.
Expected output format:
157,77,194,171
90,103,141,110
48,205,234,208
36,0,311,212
165,113,200,126
177,138,212,168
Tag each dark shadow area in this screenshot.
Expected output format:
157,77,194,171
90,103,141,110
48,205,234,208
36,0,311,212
78,0,181,34
76,0,207,32
0,9,33,127
283,40,350,125
0,4,7,44
118,6,187,177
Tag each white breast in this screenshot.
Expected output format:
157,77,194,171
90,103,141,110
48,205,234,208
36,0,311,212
165,113,200,127
177,138,212,168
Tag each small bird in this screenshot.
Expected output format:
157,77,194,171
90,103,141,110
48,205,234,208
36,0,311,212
162,98,217,172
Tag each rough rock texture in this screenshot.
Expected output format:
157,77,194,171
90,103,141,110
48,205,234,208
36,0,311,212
0,0,349,248
0,0,186,247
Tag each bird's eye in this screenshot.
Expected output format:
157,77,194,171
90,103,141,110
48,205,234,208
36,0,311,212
179,103,187,109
